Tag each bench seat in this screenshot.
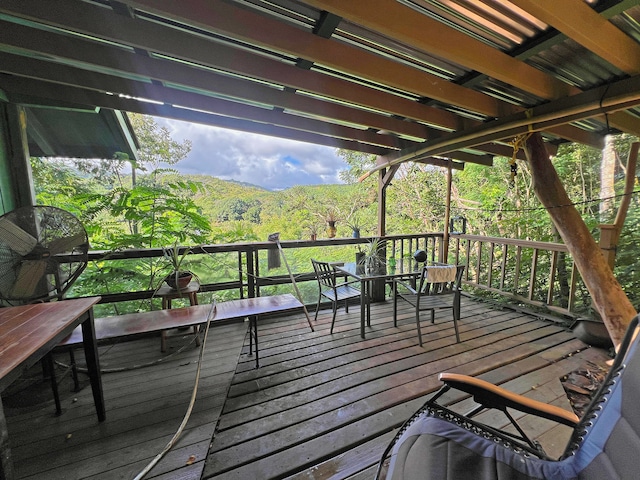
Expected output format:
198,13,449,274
60,294,303,368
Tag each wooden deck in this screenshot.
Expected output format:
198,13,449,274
3,296,610,479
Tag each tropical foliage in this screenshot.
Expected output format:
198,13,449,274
29,114,640,317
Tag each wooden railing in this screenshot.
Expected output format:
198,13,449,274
76,233,444,317
69,232,591,319
447,233,590,318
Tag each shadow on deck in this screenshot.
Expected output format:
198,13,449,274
3,297,610,479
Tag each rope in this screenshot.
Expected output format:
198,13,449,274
133,299,217,480
507,109,534,188
268,233,314,331
55,333,199,374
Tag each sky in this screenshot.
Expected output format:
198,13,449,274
156,117,348,190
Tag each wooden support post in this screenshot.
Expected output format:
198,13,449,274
526,133,635,349
443,160,452,262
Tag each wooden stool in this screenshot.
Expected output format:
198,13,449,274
156,280,201,352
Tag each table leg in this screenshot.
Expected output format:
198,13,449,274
249,315,259,368
0,401,14,480
81,309,106,422
366,280,371,327
360,280,366,339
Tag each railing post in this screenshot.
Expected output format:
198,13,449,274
247,250,256,298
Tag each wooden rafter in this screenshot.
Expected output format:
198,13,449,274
510,0,640,75
301,0,640,137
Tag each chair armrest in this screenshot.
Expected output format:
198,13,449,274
335,278,362,289
439,372,579,427
393,278,418,294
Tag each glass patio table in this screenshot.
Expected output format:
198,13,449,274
334,258,424,339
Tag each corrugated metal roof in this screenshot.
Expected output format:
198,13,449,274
0,0,639,168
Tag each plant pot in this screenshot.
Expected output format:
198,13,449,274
165,271,193,290
327,220,337,238
352,228,360,238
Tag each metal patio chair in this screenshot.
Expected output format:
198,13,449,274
311,258,362,333
393,264,465,345
376,314,640,480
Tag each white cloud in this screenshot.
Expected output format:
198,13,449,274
155,117,347,190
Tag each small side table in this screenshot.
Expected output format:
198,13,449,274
156,280,201,352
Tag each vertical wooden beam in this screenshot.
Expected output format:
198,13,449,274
5,104,35,209
499,244,508,290
488,242,495,288
548,251,558,306
377,168,387,237
528,249,539,301
442,161,452,263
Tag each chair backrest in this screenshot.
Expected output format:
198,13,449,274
562,314,640,479
311,259,336,289
417,264,464,296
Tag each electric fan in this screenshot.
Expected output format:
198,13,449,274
0,205,89,304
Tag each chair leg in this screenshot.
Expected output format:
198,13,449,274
452,315,461,343
330,301,338,333
393,289,398,327
44,352,62,416
345,299,349,313
314,296,321,322
68,348,80,392
416,309,423,346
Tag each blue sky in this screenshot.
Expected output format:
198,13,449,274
157,117,348,190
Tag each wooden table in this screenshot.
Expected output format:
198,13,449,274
0,297,104,480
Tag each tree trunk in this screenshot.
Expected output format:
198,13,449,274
525,133,635,349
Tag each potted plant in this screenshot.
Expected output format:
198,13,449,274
346,213,363,238
363,237,385,274
306,222,320,241
163,242,194,290
324,208,339,238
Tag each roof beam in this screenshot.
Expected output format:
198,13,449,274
2,76,389,156
0,63,408,151
0,21,433,142
302,0,640,136
0,0,463,134
118,0,508,118
110,0,606,146
302,0,572,100
366,72,640,177
0,54,499,167
112,0,606,145
509,0,640,75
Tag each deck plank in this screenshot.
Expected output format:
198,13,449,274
1,297,611,480
4,320,248,479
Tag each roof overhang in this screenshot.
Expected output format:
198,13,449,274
0,0,639,170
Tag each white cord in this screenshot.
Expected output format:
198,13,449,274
133,299,217,480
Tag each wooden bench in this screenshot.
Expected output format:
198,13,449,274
59,294,303,368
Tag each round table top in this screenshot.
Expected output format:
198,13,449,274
156,280,200,299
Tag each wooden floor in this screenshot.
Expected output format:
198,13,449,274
3,296,610,479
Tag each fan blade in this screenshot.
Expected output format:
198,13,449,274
48,232,87,255
11,260,48,299
0,217,38,256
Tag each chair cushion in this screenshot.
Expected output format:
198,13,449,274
425,265,457,283
385,414,577,480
